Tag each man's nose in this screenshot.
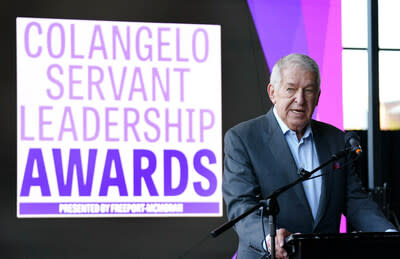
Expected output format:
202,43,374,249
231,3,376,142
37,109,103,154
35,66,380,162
294,89,305,104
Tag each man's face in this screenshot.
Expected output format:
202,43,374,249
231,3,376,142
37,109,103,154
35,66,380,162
268,65,320,138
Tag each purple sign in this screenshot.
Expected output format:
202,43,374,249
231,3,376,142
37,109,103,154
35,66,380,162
17,17,222,217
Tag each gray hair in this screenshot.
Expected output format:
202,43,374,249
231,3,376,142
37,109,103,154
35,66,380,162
269,53,320,91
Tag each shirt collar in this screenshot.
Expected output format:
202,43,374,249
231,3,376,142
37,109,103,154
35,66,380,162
272,107,313,140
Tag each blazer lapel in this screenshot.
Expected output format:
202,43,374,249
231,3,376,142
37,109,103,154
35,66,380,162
264,111,313,219
312,121,334,230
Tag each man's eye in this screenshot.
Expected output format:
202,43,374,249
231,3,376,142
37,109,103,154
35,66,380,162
287,88,295,92
305,89,315,94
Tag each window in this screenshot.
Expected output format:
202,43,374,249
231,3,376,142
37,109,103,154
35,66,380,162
342,0,400,130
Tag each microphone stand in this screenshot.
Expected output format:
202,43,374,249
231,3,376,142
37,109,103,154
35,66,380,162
210,149,352,259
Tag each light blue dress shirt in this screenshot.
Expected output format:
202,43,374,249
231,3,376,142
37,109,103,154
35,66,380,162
273,108,321,219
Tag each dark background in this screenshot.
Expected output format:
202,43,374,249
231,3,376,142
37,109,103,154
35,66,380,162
0,0,271,258
2,1,400,258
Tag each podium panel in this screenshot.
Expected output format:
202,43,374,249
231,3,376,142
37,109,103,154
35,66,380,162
285,232,400,259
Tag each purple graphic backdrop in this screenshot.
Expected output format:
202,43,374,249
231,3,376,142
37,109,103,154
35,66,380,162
247,0,345,232
247,0,342,129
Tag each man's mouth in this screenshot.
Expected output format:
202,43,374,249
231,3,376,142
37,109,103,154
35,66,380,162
291,109,305,114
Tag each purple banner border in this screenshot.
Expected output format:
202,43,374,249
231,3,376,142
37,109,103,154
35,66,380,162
19,202,220,215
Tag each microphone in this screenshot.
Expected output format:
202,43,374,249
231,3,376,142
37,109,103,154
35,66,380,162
345,132,362,157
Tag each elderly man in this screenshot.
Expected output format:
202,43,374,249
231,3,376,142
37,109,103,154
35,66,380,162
222,53,396,259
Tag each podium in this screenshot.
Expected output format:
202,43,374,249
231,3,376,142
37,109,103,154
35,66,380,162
285,232,400,259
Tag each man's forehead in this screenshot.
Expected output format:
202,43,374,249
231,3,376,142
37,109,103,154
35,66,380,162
281,67,317,85
285,82,317,88
282,76,317,86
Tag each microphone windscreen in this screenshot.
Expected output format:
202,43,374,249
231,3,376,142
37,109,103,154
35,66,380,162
344,132,362,156
345,132,360,147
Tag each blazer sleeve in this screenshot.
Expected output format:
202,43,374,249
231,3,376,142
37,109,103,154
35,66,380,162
222,128,269,257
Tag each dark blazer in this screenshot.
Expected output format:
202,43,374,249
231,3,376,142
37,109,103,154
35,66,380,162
223,109,395,259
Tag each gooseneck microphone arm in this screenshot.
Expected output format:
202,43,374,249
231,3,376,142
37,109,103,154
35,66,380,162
210,148,349,237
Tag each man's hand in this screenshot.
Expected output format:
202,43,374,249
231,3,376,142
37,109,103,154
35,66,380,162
265,228,292,259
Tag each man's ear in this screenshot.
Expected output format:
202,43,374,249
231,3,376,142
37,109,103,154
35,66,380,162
267,83,276,105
